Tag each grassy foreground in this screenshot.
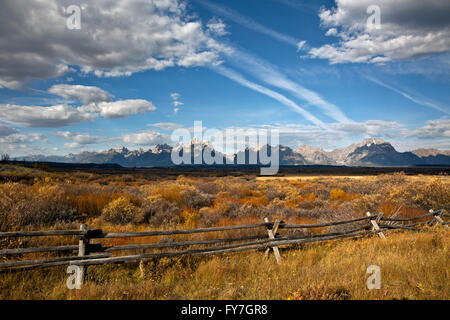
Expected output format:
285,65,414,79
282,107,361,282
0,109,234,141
1,227,448,300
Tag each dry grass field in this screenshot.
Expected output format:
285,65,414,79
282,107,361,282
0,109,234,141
1,227,448,300
0,164,448,300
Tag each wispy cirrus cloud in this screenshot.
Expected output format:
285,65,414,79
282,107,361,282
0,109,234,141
274,0,317,14
364,75,450,115
213,65,326,128
228,49,351,123
194,0,305,48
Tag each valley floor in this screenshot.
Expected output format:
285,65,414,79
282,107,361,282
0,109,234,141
0,164,448,300
1,227,448,300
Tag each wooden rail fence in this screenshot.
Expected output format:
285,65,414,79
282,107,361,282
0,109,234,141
0,208,448,286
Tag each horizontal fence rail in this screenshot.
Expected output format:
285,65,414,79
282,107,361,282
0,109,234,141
0,245,79,256
378,210,440,222
0,230,83,238
91,223,273,239
0,254,111,269
96,234,268,253
281,216,372,229
0,209,447,284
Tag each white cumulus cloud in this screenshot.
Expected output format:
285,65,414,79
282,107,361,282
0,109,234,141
121,130,170,146
0,0,227,88
309,0,450,64
55,131,106,148
0,124,19,137
207,17,229,36
85,100,156,119
48,84,113,105
408,117,450,139
0,85,157,127
0,104,97,128
149,122,183,131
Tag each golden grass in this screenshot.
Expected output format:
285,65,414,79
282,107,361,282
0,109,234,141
257,175,450,182
257,175,377,181
0,166,448,299
1,227,448,300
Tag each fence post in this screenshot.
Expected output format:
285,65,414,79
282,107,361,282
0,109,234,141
139,260,145,279
367,212,386,240
77,224,89,286
430,209,449,229
264,217,281,264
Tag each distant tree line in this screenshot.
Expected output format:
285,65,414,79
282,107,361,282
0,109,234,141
1,153,10,161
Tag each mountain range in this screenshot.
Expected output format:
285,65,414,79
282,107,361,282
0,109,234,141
18,138,450,167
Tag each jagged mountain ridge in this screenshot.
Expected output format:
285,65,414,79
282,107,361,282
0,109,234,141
412,148,450,157
18,138,450,167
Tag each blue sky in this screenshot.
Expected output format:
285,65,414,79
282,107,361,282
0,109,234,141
0,0,449,156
